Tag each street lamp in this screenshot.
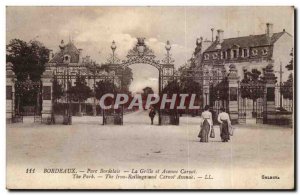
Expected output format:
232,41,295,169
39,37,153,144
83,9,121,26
165,40,171,64
111,40,117,64
165,40,171,51
274,61,283,108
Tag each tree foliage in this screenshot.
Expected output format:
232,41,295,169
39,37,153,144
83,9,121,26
120,67,133,92
162,80,181,95
68,76,92,102
6,39,49,81
281,73,293,100
95,80,117,100
240,69,264,100
142,87,154,97
7,39,49,111
285,48,294,71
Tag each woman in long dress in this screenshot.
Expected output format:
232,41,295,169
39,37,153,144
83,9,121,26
198,105,213,142
217,108,231,142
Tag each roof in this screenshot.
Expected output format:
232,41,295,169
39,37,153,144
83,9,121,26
204,32,286,52
49,41,80,63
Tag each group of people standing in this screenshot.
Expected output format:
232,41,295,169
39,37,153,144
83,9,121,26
148,105,233,142
198,105,233,143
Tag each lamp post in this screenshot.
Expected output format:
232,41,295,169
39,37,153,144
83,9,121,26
165,40,171,64
111,40,117,64
274,61,283,108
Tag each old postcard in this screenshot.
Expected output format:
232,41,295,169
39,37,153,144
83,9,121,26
6,6,295,189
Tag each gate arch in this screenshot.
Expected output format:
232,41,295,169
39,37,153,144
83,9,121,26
103,37,176,125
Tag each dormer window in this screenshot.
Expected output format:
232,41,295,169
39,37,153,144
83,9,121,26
251,49,258,56
262,48,268,55
221,51,226,59
213,53,218,60
204,53,209,60
63,54,71,64
233,50,238,58
242,48,249,57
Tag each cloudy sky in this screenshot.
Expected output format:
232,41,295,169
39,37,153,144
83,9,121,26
6,6,294,92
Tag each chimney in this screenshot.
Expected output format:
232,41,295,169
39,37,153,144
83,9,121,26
59,40,65,51
78,49,83,63
86,56,90,63
266,23,273,38
48,49,53,61
217,29,224,43
202,39,213,52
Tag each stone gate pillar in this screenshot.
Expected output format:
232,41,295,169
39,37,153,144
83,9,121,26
6,62,16,123
41,66,53,124
263,62,277,124
227,64,239,124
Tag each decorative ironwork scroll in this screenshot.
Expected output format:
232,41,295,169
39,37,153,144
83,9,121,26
121,38,161,70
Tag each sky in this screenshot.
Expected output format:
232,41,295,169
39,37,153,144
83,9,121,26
6,6,294,92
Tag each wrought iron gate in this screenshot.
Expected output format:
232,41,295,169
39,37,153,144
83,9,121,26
238,82,266,124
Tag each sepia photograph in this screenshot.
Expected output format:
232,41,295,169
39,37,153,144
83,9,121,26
5,6,295,190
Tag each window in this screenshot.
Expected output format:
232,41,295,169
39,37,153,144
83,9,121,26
251,49,258,56
204,53,209,60
243,48,249,57
227,50,231,59
233,50,238,58
221,51,226,59
63,55,71,63
262,48,268,55
213,53,218,59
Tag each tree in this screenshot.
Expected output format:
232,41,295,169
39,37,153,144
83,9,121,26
142,87,154,96
7,39,49,113
68,76,92,115
285,48,294,71
95,80,117,100
6,39,49,81
162,80,181,95
14,78,40,114
120,67,133,92
281,73,293,100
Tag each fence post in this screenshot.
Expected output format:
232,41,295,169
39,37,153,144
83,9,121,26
6,62,16,123
227,64,239,124
263,62,277,124
41,66,54,124
202,67,210,107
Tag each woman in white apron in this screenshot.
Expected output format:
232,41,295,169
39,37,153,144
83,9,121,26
217,107,231,142
198,105,213,142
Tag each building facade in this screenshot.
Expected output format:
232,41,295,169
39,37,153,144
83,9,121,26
46,40,120,116
194,23,293,119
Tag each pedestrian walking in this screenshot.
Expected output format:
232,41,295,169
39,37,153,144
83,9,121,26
217,108,231,142
149,106,156,125
198,105,213,142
